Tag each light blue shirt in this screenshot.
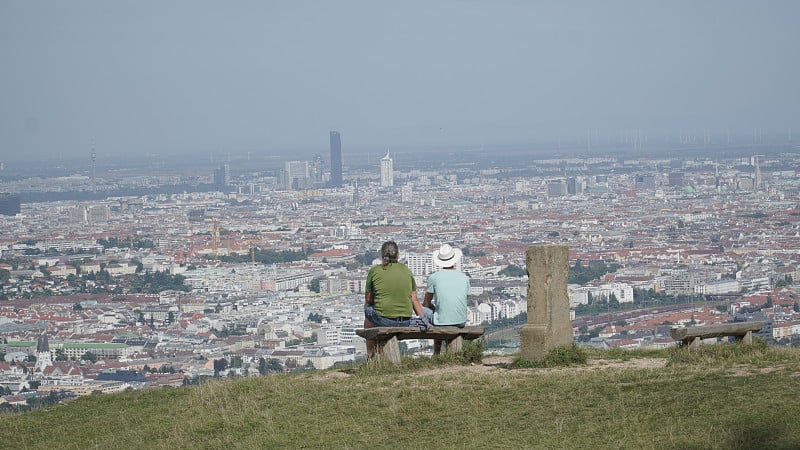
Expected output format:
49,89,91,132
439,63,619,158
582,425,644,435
426,269,470,326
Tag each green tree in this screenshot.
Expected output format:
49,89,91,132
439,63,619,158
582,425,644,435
307,312,326,323
498,264,527,277
213,358,228,376
355,251,378,266
81,351,98,363
462,247,485,257
55,349,69,361
258,357,268,375
308,276,322,293
267,359,283,373
569,259,620,285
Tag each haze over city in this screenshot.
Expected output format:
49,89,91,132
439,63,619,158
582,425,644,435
1,1,799,164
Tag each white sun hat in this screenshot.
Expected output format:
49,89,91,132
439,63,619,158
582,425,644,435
432,244,462,268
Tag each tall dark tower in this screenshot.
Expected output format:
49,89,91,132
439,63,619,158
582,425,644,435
329,131,342,188
91,150,97,197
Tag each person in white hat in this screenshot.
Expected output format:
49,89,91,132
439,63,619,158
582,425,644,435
423,244,470,353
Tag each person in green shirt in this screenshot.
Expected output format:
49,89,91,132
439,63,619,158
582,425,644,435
364,241,426,358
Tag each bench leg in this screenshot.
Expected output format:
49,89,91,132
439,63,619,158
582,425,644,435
433,339,443,356
445,336,464,354
743,330,752,345
381,336,402,364
690,336,701,351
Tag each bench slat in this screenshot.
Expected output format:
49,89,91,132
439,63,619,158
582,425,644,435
355,325,484,341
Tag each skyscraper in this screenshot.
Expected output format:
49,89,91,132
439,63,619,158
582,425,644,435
567,177,584,195
754,155,762,191
329,131,342,188
0,193,21,216
353,179,359,208
285,160,310,190
380,149,393,187
214,163,230,192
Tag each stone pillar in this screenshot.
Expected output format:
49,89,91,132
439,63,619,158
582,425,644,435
520,245,573,361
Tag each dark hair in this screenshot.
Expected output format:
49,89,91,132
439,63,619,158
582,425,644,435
380,241,399,266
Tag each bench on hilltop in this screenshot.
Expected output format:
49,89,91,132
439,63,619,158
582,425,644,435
670,322,764,350
355,325,485,364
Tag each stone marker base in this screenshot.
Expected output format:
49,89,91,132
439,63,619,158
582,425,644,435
520,324,572,361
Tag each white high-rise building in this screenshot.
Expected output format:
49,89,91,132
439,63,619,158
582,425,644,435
405,252,435,276
401,185,413,202
405,250,463,276
285,160,310,190
380,150,393,187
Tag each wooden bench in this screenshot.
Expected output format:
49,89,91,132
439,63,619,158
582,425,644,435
355,325,485,364
670,322,764,350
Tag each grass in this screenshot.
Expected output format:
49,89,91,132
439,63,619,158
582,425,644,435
513,343,588,368
666,338,800,368
3,343,800,449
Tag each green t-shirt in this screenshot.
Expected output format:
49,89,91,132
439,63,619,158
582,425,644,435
365,263,417,318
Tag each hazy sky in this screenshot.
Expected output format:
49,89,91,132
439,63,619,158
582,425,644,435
1,1,798,162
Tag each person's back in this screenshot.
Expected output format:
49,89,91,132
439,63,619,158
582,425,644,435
366,262,415,319
424,244,470,328
426,267,469,326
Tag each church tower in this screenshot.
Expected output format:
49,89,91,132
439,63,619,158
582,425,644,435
35,332,53,372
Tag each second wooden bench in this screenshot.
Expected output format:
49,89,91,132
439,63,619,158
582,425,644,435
670,322,764,350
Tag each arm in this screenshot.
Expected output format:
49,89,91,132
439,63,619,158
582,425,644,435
364,268,375,306
411,290,425,317
423,292,434,309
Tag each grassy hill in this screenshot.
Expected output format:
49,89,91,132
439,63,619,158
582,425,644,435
3,342,800,449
